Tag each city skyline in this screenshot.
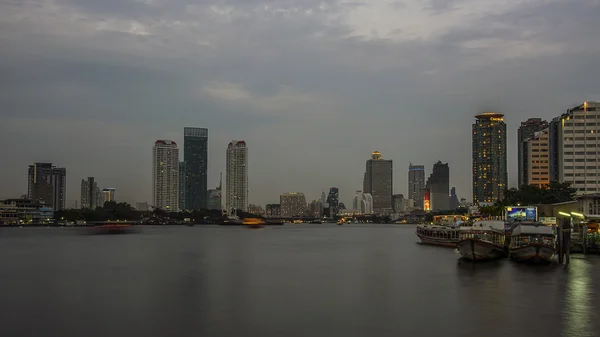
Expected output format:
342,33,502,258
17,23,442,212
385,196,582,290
2,1,599,207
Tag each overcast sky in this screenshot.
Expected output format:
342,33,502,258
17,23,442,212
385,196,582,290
1,0,599,208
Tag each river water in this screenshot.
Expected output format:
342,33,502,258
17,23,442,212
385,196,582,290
0,224,598,337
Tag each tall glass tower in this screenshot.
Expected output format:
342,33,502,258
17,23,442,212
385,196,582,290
184,127,208,210
472,112,507,204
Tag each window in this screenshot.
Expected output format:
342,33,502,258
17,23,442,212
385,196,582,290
575,123,585,127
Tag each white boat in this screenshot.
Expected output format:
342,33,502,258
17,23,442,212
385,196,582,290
416,224,460,247
457,220,507,261
509,222,556,263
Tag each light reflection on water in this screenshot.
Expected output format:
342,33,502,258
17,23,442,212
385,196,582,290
563,258,595,337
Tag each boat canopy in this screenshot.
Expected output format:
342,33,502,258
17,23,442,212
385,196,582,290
511,223,553,236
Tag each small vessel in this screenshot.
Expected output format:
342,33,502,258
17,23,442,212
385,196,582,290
509,222,556,263
88,222,140,235
457,220,507,261
415,224,460,247
218,209,243,226
337,218,345,226
243,217,265,229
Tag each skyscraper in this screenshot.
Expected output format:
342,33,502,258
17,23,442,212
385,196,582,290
153,140,179,212
473,112,508,204
555,101,600,194
178,161,186,211
363,151,393,212
425,161,450,211
184,127,208,210
226,140,248,213
449,187,459,210
326,187,339,212
81,177,101,209
517,118,548,187
27,163,66,211
525,128,550,188
280,192,307,217
102,188,116,203
408,163,425,209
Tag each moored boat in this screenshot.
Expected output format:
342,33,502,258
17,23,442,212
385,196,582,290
415,224,460,247
243,217,265,229
457,220,506,261
509,222,556,263
87,222,140,235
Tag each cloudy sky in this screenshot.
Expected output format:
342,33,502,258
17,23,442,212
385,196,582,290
1,0,599,208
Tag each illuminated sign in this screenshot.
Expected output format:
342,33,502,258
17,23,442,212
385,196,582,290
505,206,537,223
423,190,430,211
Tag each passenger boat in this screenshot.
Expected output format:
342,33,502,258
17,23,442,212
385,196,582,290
509,222,556,263
243,217,265,229
457,220,506,261
415,224,460,247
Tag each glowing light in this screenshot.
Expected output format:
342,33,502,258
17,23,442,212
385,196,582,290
559,212,571,217
571,212,585,218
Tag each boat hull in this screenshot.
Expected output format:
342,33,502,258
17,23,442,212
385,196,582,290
416,233,458,248
509,244,556,263
457,239,506,261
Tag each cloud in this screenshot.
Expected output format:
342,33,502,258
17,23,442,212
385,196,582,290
1,0,600,207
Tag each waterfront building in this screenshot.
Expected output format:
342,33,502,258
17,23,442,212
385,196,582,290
265,204,281,217
525,128,551,188
153,140,179,212
308,200,323,217
554,101,600,194
363,151,393,213
136,202,149,212
280,193,307,217
80,178,96,209
518,118,549,188
27,162,66,211
425,161,450,211
184,127,208,210
248,204,264,216
473,112,508,204
178,161,186,211
0,199,51,224
326,187,339,213
102,188,116,203
353,191,374,214
393,194,406,213
408,163,425,209
320,192,327,204
226,140,248,213
449,187,459,210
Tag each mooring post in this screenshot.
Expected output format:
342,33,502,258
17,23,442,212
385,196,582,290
558,220,564,264
583,224,588,255
565,226,571,265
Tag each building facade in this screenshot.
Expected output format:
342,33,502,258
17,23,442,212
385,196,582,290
153,140,179,212
184,127,208,210
178,161,186,211
326,187,339,213
425,161,450,211
353,191,373,214
472,112,508,204
556,101,600,194
27,163,66,211
408,163,425,209
525,128,551,188
226,140,248,213
363,151,393,212
449,187,459,210
265,204,281,217
518,118,548,188
248,204,264,216
102,188,116,203
280,193,307,217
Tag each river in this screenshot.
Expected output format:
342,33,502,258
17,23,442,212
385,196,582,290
0,224,598,337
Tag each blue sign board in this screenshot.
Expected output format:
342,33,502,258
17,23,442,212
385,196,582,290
505,206,537,223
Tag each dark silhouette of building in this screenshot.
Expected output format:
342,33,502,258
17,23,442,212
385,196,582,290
517,118,548,188
27,163,66,211
363,151,393,212
184,127,208,210
425,161,449,211
408,163,425,209
449,187,459,210
326,187,339,213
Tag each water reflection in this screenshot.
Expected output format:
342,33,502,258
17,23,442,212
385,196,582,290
562,258,594,337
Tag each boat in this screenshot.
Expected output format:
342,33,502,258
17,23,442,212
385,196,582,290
243,217,265,229
415,224,460,247
87,222,140,235
218,208,243,226
457,220,507,261
264,219,284,226
337,218,345,226
509,222,556,263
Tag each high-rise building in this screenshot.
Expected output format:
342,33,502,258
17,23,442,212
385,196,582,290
525,128,550,188
266,204,281,217
309,200,324,217
518,118,549,187
184,127,208,210
320,192,327,204
80,179,90,209
178,161,186,211
425,161,450,211
102,188,116,203
408,163,425,209
326,187,339,212
226,140,248,213
153,140,179,212
27,163,66,211
280,192,307,217
449,187,459,210
473,112,507,204
555,101,600,194
353,191,373,214
363,151,393,212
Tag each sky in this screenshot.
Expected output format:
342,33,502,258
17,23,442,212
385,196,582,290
1,0,599,208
